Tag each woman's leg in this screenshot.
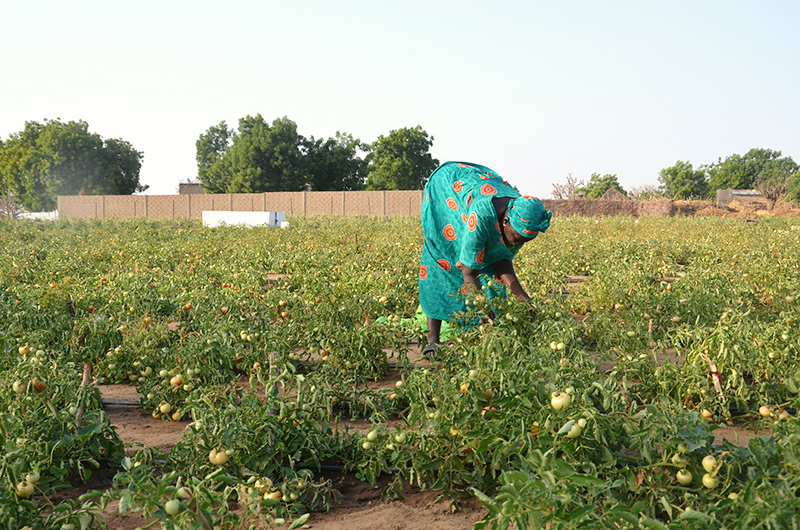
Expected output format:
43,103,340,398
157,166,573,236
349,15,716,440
423,318,443,356
427,317,442,344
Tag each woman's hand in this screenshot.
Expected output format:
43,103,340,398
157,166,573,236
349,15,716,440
494,260,530,301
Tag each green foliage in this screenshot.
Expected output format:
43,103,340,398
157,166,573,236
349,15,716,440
197,115,307,194
195,121,232,193
659,160,708,199
2,216,800,528
755,157,799,209
303,132,367,191
364,126,439,190
788,171,800,203
705,148,795,198
577,173,626,199
0,119,146,212
196,117,369,193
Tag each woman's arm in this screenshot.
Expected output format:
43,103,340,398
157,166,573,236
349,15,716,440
493,260,530,301
461,266,483,294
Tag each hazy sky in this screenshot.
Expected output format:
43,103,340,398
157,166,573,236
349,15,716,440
2,1,798,198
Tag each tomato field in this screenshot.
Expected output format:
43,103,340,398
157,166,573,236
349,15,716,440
2,214,800,529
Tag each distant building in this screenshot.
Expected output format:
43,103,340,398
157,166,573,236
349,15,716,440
716,189,766,208
179,180,205,195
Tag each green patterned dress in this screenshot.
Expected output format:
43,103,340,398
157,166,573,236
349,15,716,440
419,161,522,322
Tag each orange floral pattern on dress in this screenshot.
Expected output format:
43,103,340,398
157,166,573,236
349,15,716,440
437,259,451,271
494,273,505,285
458,163,473,168
466,190,474,207
419,265,427,280
481,184,497,195
446,197,458,210
453,181,464,193
476,248,485,265
461,283,470,294
456,261,464,269
443,224,457,241
467,212,478,232
461,213,468,224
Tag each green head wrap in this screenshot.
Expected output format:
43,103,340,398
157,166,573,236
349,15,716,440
508,196,552,238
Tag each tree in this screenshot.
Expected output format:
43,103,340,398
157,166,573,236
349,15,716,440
629,184,665,200
196,115,306,193
788,172,800,203
195,121,232,193
303,132,367,191
755,157,799,210
704,148,789,196
0,139,23,218
658,160,707,199
0,119,146,212
577,173,626,199
364,126,439,190
551,173,585,199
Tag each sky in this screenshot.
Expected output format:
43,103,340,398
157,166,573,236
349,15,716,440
2,1,799,199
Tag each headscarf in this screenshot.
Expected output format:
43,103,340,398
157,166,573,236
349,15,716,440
507,196,552,238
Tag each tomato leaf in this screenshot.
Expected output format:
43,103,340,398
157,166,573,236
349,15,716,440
569,475,605,488
288,513,310,530
567,505,596,521
470,487,500,516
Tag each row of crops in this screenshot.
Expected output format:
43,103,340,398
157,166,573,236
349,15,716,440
1,214,799,529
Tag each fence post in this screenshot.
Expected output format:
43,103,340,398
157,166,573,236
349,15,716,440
382,190,386,218
144,195,148,218
229,194,233,211
102,196,106,218
303,191,306,219
263,193,267,211
342,191,346,216
187,194,191,218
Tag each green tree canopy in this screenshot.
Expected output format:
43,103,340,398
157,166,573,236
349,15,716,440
303,132,367,191
196,115,306,194
755,156,799,210
578,173,626,199
364,126,439,190
704,148,791,195
0,119,146,212
658,160,708,199
787,172,800,203
195,121,232,193
196,116,368,193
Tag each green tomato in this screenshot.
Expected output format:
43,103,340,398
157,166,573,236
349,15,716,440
164,499,182,515
702,473,718,489
676,470,692,486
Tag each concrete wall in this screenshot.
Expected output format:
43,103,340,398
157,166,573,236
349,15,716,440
58,192,678,219
58,190,425,219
